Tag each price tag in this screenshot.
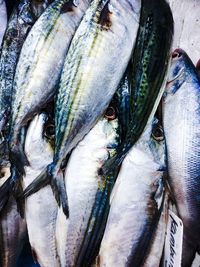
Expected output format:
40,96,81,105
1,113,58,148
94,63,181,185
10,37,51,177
163,210,183,267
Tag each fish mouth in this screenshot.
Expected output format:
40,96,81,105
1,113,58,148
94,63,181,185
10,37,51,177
166,67,184,85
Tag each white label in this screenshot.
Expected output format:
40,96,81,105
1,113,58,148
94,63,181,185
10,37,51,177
163,210,183,267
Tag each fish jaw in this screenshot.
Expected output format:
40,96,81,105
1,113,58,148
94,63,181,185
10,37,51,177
56,117,119,266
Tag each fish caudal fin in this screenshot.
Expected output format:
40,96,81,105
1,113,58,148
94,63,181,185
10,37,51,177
22,165,69,217
0,177,11,212
9,143,29,175
99,150,125,176
50,169,69,218
22,168,50,198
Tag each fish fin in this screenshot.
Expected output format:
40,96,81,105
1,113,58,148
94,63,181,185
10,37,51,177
22,168,50,198
13,178,25,218
99,152,123,176
10,143,29,175
50,169,69,218
31,248,38,264
0,177,11,212
22,166,69,217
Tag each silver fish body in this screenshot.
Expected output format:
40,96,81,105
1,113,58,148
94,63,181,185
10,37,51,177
0,169,27,267
0,0,50,132
56,114,119,267
143,193,168,267
23,113,60,267
98,118,166,267
0,0,7,46
162,48,200,267
54,0,140,166
10,0,91,149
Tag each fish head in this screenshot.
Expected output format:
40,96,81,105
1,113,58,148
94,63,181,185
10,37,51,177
164,48,198,101
25,113,54,168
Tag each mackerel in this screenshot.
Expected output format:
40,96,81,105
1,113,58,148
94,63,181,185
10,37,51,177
0,0,51,132
98,118,166,267
23,113,60,267
56,106,119,267
9,0,91,169
101,0,173,175
7,0,92,215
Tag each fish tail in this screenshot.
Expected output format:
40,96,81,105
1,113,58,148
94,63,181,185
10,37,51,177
22,168,50,198
0,177,11,212
0,113,7,132
99,147,128,176
22,164,69,217
9,143,29,176
13,178,25,218
50,168,69,218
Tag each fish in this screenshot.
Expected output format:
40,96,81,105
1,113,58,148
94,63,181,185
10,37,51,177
55,104,119,267
0,160,27,267
0,0,51,133
23,0,141,216
23,113,60,267
97,117,166,267
0,0,7,46
101,0,173,176
6,0,92,214
9,0,92,165
162,48,200,267
142,193,168,267
0,0,52,214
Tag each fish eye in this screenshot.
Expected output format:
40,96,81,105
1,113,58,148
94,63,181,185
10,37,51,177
44,124,55,139
152,125,164,141
105,106,116,120
172,49,182,59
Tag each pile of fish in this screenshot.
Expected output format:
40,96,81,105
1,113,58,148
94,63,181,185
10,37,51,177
0,0,199,266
